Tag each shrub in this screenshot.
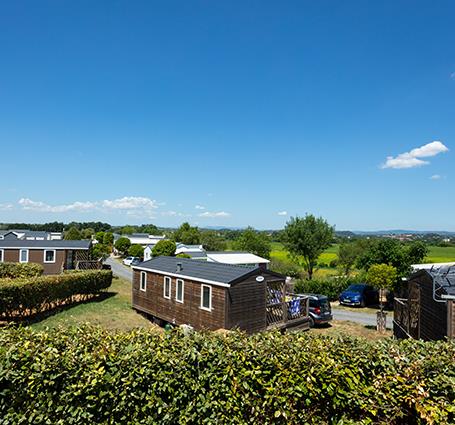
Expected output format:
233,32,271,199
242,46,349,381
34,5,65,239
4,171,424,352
269,259,302,278
0,262,43,279
115,237,131,255
294,276,356,300
0,327,453,424
329,259,338,268
0,270,113,318
176,253,191,259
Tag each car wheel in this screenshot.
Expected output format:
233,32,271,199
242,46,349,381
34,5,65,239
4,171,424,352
308,316,315,328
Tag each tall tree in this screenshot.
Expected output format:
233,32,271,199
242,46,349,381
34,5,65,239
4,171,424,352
173,222,201,245
64,226,82,240
337,240,368,275
114,237,131,255
232,227,271,259
283,215,334,280
200,231,227,251
103,232,114,246
152,240,176,257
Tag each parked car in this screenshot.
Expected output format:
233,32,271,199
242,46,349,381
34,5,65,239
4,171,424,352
303,294,332,327
130,258,142,266
339,284,379,307
123,256,139,266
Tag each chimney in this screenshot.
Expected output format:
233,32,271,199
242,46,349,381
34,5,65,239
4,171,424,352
177,262,183,272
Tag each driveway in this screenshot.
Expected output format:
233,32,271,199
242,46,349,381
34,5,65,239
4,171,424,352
332,307,393,329
105,256,132,281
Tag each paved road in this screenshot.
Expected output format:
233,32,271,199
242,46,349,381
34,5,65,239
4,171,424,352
105,256,132,281
332,307,393,329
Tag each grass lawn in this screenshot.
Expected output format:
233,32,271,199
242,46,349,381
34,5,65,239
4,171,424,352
31,276,155,332
425,245,455,263
310,320,392,341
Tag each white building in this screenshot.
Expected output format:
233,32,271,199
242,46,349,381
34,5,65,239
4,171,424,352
206,251,270,269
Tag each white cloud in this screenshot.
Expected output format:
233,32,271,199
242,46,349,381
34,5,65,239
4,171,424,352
18,196,159,217
277,211,288,216
198,211,231,218
195,205,205,210
382,141,449,169
0,203,13,211
430,174,441,180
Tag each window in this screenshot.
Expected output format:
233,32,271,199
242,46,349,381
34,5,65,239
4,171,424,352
176,279,184,303
200,284,212,311
163,276,171,299
0,249,3,262
19,249,28,263
44,250,56,263
140,271,147,292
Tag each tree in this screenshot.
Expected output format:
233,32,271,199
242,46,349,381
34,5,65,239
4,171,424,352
81,228,95,239
91,243,110,260
201,231,227,251
103,232,114,246
121,226,136,235
95,231,105,243
232,227,271,259
173,222,201,245
64,227,82,240
337,240,368,275
115,237,131,256
357,239,427,277
152,240,176,257
128,244,144,258
283,215,334,280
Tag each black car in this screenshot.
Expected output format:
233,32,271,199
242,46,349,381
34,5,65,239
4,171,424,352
297,294,332,327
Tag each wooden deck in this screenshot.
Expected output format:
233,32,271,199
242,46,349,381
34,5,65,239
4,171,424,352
266,294,310,332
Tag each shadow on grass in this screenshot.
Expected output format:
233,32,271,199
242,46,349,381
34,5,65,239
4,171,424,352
1,291,118,326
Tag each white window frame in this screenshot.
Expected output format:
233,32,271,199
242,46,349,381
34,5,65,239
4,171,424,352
200,284,212,311
19,249,29,263
176,279,184,303
0,249,3,262
43,249,56,263
163,276,171,299
140,271,147,292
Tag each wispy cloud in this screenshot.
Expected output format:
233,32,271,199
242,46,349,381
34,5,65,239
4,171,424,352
195,205,205,210
381,141,449,169
430,174,441,180
277,211,288,216
0,203,13,211
18,196,159,217
198,211,231,218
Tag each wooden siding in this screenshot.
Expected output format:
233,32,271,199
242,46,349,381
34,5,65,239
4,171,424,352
226,274,270,334
2,249,68,274
132,270,226,331
448,300,455,340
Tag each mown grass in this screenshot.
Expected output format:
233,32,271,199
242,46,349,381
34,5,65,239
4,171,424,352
310,320,392,340
31,276,154,331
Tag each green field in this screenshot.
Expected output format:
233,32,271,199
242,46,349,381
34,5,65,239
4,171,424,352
270,242,455,274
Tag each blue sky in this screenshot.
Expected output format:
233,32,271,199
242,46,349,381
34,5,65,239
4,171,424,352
0,1,454,230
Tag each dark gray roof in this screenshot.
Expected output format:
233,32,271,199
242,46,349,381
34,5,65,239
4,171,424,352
134,256,258,285
183,251,207,259
427,266,455,296
0,239,91,249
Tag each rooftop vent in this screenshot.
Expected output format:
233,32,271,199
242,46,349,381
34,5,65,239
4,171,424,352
177,262,183,272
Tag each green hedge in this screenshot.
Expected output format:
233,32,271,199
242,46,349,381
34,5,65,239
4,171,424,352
0,327,453,424
0,270,113,318
294,277,354,301
0,262,43,279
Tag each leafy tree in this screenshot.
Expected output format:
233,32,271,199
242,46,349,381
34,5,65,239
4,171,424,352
232,227,271,259
81,228,95,239
338,240,368,275
91,243,110,260
114,237,131,255
367,263,398,316
64,227,82,240
201,231,227,251
95,231,105,243
152,240,176,257
103,232,114,246
176,253,191,259
121,226,136,235
357,239,427,277
173,222,201,245
283,215,334,280
128,244,144,258
138,224,160,235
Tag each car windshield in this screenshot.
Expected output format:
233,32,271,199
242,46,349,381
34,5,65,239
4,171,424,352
347,284,365,293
